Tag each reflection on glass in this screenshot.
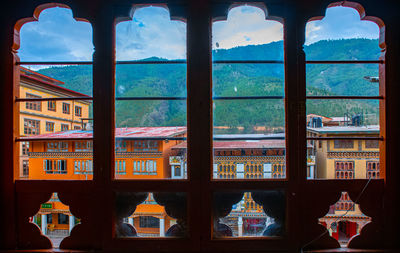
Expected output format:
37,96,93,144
30,192,80,248
115,192,187,237
213,190,285,237
306,64,379,96
319,191,371,247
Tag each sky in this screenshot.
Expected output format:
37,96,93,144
18,5,380,62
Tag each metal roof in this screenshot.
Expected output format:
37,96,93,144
22,127,186,140
307,125,379,134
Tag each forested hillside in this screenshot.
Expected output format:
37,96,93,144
37,38,381,132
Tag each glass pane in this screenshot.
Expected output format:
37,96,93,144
306,64,379,96
304,6,380,60
306,139,380,180
19,96,93,180
115,192,187,237
213,190,285,237
115,7,187,180
213,64,284,97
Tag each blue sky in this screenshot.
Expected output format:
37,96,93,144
18,5,379,62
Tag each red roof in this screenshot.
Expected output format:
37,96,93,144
21,127,186,140
20,66,91,98
172,140,286,149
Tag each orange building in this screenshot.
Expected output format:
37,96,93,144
25,126,186,236
19,66,91,179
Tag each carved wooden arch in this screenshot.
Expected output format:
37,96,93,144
212,2,284,24
13,2,93,51
115,3,187,25
306,1,386,49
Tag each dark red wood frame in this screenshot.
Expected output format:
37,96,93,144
1,0,400,252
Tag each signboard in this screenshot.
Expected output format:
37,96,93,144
41,203,53,209
169,156,181,165
307,156,316,165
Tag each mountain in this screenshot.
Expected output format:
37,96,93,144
37,38,381,131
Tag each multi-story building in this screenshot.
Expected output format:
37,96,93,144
169,134,315,236
306,114,379,245
19,67,91,179
24,126,186,237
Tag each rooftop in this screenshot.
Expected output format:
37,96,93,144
21,126,187,140
307,125,379,134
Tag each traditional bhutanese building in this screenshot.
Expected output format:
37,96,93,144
306,115,379,245
169,134,315,236
24,126,186,237
19,66,91,179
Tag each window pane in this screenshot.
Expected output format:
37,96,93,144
306,64,380,96
115,192,187,237
115,6,187,180
213,190,285,237
212,6,285,180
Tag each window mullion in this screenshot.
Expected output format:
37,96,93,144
91,11,115,249
187,1,213,246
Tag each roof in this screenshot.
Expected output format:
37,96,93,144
21,127,187,140
307,125,379,134
20,66,91,98
172,139,313,149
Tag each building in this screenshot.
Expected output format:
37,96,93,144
19,67,91,179
306,115,379,245
24,126,186,237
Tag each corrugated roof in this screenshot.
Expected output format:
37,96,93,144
172,139,286,149
22,127,186,140
307,125,379,134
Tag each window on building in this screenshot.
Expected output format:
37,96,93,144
44,160,67,174
25,93,42,111
61,124,69,131
45,121,54,132
62,103,70,114
58,213,69,225
21,142,29,155
22,160,29,177
74,125,81,130
47,142,68,152
333,140,354,149
367,161,380,179
335,161,355,179
46,214,52,224
139,216,159,228
115,160,126,175
23,118,40,135
115,140,127,152
47,101,56,112
365,140,379,149
75,106,82,117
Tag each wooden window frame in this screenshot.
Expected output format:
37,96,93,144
2,1,399,252
62,102,70,114
25,93,42,111
61,123,69,131
75,105,82,117
23,118,40,135
47,100,56,112
45,121,54,132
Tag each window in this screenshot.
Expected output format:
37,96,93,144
22,160,29,177
367,161,380,179
61,124,69,131
62,103,70,114
46,214,52,224
58,214,69,225
45,121,54,132
75,106,82,117
6,1,394,252
139,216,159,228
25,93,42,111
47,142,68,152
115,140,127,152
335,161,355,179
115,160,126,175
365,140,379,149
74,126,81,130
21,142,29,155
75,141,92,151
23,118,40,135
74,160,93,175
47,101,56,112
333,140,354,149
44,160,67,174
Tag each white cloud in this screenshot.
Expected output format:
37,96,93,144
212,6,283,49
